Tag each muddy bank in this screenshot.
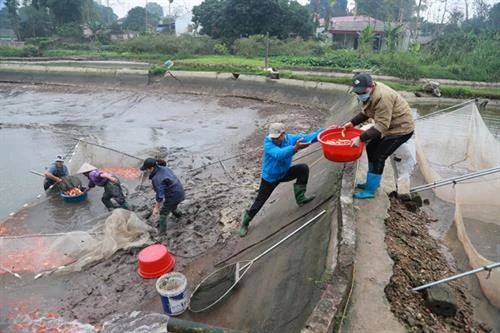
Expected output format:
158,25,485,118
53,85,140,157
385,197,493,333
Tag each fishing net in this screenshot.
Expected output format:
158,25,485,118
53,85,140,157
189,261,252,312
0,141,150,276
415,101,500,308
68,140,144,186
0,209,152,276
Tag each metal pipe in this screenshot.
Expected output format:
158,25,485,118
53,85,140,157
251,210,326,264
413,262,500,291
167,317,244,333
410,166,500,193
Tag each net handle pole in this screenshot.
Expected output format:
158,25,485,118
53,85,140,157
410,166,500,193
416,99,475,120
413,262,500,291
247,210,326,266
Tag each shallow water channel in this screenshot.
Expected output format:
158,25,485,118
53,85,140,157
0,87,258,219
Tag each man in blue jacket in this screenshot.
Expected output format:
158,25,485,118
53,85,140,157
239,123,324,237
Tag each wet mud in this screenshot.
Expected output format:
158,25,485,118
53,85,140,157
0,82,330,329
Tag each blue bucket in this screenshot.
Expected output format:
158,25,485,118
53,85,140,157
156,272,188,316
60,187,87,203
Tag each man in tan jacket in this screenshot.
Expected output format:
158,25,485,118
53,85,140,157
344,73,414,199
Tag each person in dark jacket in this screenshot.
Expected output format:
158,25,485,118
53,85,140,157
344,73,415,199
140,158,185,234
239,123,324,237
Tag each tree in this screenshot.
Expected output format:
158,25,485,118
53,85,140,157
193,0,313,41
488,2,500,30
18,4,53,38
46,0,83,26
384,22,402,51
355,0,415,22
357,25,375,54
448,8,464,26
123,6,146,32
5,0,21,39
146,2,163,17
94,3,117,26
192,0,227,39
472,0,489,21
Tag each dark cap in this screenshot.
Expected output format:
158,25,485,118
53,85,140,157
140,158,157,171
352,73,373,93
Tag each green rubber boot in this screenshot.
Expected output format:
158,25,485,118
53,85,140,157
158,215,167,234
293,184,315,206
239,210,253,237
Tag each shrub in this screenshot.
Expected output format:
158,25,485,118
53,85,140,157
213,42,229,55
56,23,82,38
0,46,25,57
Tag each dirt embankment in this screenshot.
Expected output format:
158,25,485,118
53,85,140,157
385,197,491,333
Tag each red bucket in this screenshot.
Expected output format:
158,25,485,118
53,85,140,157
318,128,365,162
137,244,176,279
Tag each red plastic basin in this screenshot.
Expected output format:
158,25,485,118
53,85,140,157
137,244,175,279
318,127,365,162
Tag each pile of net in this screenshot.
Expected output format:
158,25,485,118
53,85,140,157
415,101,500,308
0,209,153,275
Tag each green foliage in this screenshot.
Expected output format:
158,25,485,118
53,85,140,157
373,52,422,80
273,49,372,70
19,5,53,39
193,0,313,42
424,30,500,81
148,64,167,76
118,34,217,55
231,35,264,57
232,35,331,58
357,25,375,55
47,0,83,26
123,7,146,32
0,45,24,56
56,22,82,38
213,42,229,55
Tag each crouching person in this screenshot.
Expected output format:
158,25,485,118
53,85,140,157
140,158,185,234
239,123,324,237
78,163,129,210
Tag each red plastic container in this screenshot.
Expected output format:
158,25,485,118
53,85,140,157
318,127,365,162
137,244,175,279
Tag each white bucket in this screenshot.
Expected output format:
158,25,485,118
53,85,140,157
156,272,188,316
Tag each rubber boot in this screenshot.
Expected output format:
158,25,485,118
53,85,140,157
120,201,130,210
239,210,253,237
158,215,167,234
356,162,373,190
353,172,382,199
293,184,315,206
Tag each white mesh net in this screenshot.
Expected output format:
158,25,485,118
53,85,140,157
0,141,150,276
416,101,500,308
0,209,152,275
